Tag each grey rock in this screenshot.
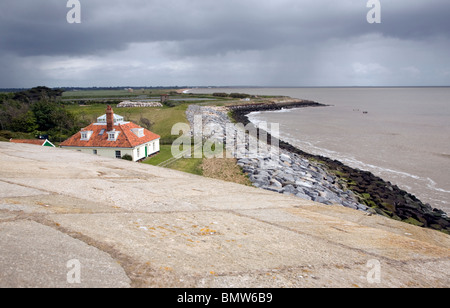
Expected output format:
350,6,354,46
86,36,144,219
357,203,368,211
306,191,319,199
280,153,292,162
313,196,328,204
255,170,270,179
295,192,312,200
282,185,298,195
266,186,284,193
250,175,270,187
296,180,313,189
280,173,296,183
270,179,283,188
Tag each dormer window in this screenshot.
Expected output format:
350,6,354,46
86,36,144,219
80,131,93,141
131,128,145,138
107,131,119,141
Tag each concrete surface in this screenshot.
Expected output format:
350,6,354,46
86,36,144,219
0,142,449,288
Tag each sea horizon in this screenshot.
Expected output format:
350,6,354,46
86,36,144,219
1,85,450,92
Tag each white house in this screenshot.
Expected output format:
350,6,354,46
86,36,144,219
60,106,160,162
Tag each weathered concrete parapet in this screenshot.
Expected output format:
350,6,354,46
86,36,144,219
1,142,449,288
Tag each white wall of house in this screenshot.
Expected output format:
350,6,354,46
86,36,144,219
64,147,134,160
100,148,134,160
133,139,161,161
133,146,145,161
63,139,160,162
148,139,160,155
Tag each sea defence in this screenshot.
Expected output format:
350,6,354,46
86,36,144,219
0,142,449,287
229,101,450,233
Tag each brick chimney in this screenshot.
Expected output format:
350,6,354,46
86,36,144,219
106,105,114,132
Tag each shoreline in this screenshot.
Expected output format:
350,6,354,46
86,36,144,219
186,103,368,212
227,100,450,234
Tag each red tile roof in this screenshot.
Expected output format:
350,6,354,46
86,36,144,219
60,122,160,148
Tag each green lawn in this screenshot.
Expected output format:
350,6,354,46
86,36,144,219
143,145,174,166
169,157,203,176
143,144,203,176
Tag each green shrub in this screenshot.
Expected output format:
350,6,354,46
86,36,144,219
122,154,133,161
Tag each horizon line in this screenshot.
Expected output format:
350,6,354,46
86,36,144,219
1,85,450,91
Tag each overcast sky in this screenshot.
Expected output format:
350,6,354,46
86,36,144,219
1,0,450,88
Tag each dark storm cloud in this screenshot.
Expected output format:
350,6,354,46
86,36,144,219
1,0,450,87
377,1,450,40
0,1,364,55
2,0,449,57
0,0,129,56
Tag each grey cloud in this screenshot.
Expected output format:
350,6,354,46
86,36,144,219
2,0,448,57
1,0,449,87
0,1,375,56
374,1,450,40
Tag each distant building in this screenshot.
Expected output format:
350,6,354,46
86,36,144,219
10,139,55,147
60,106,160,162
117,101,163,108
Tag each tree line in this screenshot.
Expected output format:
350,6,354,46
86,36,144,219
0,87,84,142
213,92,253,99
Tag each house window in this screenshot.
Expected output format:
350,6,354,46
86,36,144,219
115,151,121,159
108,131,119,141
81,131,93,141
93,150,97,155
137,147,140,157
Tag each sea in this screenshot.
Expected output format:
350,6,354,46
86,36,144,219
189,87,450,214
